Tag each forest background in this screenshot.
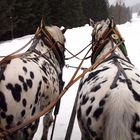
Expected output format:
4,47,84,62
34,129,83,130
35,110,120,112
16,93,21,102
0,0,137,41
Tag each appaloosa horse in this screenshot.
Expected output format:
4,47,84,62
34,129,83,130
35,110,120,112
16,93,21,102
0,24,66,140
77,18,140,140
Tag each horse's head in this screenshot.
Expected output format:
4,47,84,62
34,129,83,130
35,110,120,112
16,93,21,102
45,26,66,54
90,18,128,64
90,18,111,42
35,24,66,69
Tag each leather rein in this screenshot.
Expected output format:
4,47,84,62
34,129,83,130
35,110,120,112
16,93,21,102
0,24,65,70
0,20,127,139
35,25,65,69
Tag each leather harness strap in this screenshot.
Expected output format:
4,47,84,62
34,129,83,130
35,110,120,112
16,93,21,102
64,21,128,139
0,24,65,70
91,25,127,64
39,25,65,69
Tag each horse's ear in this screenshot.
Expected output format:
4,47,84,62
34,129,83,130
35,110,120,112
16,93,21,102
40,17,46,29
62,28,67,34
106,18,110,25
60,26,67,34
110,17,115,28
89,18,95,27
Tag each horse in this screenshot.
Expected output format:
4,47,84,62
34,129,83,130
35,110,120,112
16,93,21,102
76,18,140,140
0,23,66,140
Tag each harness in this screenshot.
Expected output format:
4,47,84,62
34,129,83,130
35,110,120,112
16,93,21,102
63,19,131,140
0,19,65,71
28,20,66,140
91,18,133,93
0,18,132,139
30,19,65,70
91,21,128,64
0,20,65,139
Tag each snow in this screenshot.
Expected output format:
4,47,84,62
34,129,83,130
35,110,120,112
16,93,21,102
0,13,140,139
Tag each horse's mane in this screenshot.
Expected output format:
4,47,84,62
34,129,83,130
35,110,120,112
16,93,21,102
45,26,65,46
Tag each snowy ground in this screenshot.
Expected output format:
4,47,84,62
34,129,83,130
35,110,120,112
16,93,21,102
0,13,140,140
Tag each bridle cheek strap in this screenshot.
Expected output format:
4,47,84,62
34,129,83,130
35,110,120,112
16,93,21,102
91,26,128,64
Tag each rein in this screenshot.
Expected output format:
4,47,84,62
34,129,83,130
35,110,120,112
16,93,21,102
0,19,126,138
65,64,87,70
65,42,92,60
0,37,34,58
0,22,64,70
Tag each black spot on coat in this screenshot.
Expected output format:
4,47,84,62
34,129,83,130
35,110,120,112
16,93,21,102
23,66,27,73
132,113,140,134
1,112,6,118
32,107,36,116
0,73,5,81
26,79,33,88
19,75,28,91
42,76,48,83
19,75,24,82
136,73,140,77
23,83,28,92
124,68,132,71
0,91,7,111
90,97,95,103
6,83,22,102
87,117,92,125
99,99,105,106
91,84,101,92
83,67,109,85
131,88,140,102
86,106,92,116
81,95,89,105
77,107,82,120
6,115,14,125
35,81,42,104
22,59,27,63
22,99,27,107
30,71,34,79
93,107,103,120
21,110,26,117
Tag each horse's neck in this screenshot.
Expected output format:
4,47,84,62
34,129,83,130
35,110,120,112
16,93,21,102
36,39,62,74
96,41,128,62
36,40,50,54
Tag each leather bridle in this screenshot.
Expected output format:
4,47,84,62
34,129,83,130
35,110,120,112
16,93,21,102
33,24,65,69
91,20,128,64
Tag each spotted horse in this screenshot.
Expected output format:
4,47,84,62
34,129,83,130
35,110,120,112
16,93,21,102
0,23,66,140
77,18,140,140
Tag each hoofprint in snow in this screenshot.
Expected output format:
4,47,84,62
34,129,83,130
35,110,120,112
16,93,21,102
0,13,140,139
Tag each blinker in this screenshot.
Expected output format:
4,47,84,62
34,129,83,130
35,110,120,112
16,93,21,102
111,34,119,40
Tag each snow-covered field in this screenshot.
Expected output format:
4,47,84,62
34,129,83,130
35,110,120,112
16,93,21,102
0,13,140,140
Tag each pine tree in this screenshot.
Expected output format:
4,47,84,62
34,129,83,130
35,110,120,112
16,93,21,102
82,0,109,22
47,0,86,28
0,0,88,40
109,2,132,24
0,0,16,40
30,0,51,29
61,0,85,28
13,0,35,36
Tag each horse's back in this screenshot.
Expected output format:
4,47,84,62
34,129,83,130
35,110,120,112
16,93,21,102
77,59,140,140
0,54,59,139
